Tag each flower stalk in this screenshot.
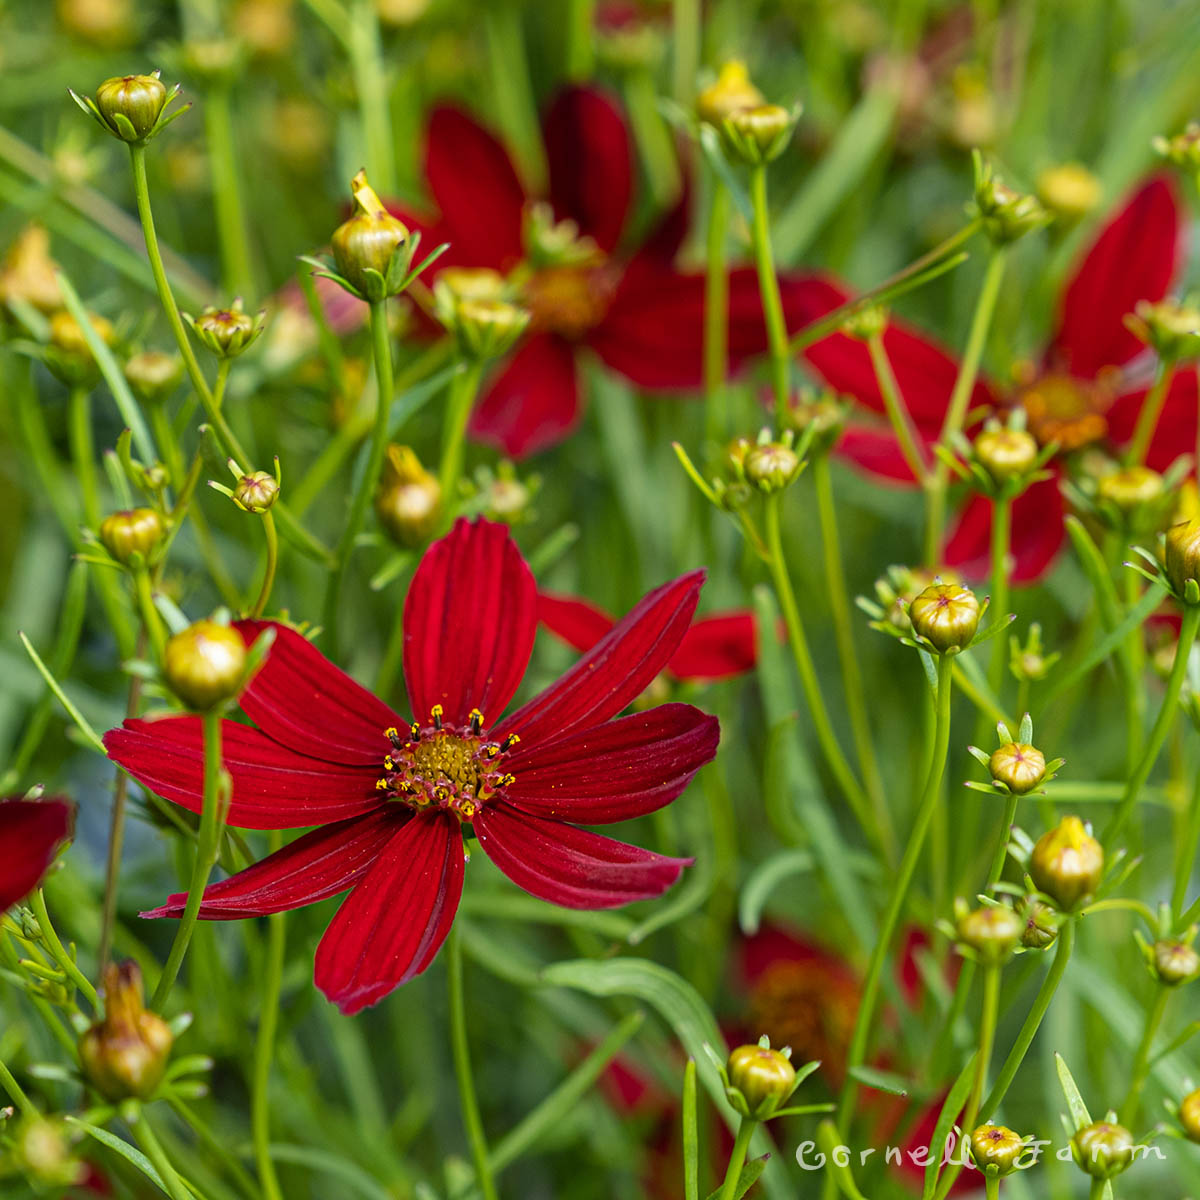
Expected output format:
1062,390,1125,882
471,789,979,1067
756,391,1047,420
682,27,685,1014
704,178,731,444
439,359,487,504
717,1115,757,1200
252,830,286,1200
1120,985,1169,1125
1127,359,1177,467
748,165,791,422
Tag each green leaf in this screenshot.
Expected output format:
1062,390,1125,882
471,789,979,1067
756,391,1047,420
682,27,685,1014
268,1144,395,1200
703,1154,768,1200
817,1120,870,1200
922,1053,977,1197
683,1059,699,1200
65,1118,172,1193
847,1064,909,1097
738,848,814,935
1064,517,1122,630
1055,1053,1092,1130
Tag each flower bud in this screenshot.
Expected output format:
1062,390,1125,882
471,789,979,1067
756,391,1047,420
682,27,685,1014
969,1124,1024,1176
124,349,183,403
234,470,279,513
1097,465,1164,515
7,1115,85,1187
1036,163,1102,223
725,1043,796,1119
1154,124,1200,170
331,169,410,298
1164,518,1200,599
988,742,1046,794
1071,1121,1134,1180
1018,896,1059,950
48,308,113,357
1180,1087,1200,1141
77,961,173,1101
1153,938,1200,986
973,158,1048,244
782,390,846,450
842,305,888,341
93,73,169,140
696,60,764,126
186,300,265,358
375,445,441,547
974,428,1038,484
438,266,508,303
1030,816,1103,910
908,583,980,653
744,442,801,492
435,283,531,360
956,905,1022,965
722,103,796,164
1126,298,1200,362
163,618,246,710
0,224,61,313
99,507,165,565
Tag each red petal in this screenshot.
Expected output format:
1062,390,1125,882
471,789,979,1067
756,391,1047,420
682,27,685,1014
1050,173,1183,377
105,718,384,830
502,703,719,823
728,269,850,368
537,592,616,653
544,86,632,254
626,171,692,269
425,105,526,270
943,476,1066,585
314,812,464,1013
667,611,758,680
141,809,405,919
493,570,704,746
473,801,689,908
403,517,537,728
234,621,401,766
469,334,582,458
0,797,73,912
1105,371,1199,472
836,425,925,486
736,922,855,988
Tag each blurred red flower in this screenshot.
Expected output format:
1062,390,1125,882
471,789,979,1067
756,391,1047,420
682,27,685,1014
107,519,718,1014
0,795,73,913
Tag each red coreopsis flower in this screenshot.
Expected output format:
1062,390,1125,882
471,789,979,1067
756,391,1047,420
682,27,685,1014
801,173,1191,582
0,795,73,913
372,85,831,457
106,519,719,1015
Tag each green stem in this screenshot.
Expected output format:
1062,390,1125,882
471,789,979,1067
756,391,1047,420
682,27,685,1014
985,792,1019,891
763,494,875,845
0,1054,35,1117
27,889,99,1010
1120,986,1169,1125
134,568,167,662
704,178,731,445
251,832,286,1200
748,165,791,421
866,331,929,484
448,926,499,1200
1127,359,1177,467
1102,604,1200,849
204,86,255,298
672,0,701,104
833,654,955,1138
67,386,101,528
251,512,278,619
151,709,224,1010
439,360,486,503
813,454,894,863
717,1116,757,1200
987,495,1012,693
979,918,1075,1121
1172,764,1200,921
133,1106,193,1200
1089,1179,1106,1200
564,0,596,79
923,247,1008,565
985,1172,1000,1200
1120,562,1147,772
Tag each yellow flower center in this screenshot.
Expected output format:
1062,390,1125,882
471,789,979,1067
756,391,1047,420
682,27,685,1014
522,264,618,340
1019,370,1116,451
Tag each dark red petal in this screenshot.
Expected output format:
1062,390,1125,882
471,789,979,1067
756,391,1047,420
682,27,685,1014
234,621,401,766
1105,371,1199,472
543,86,632,254
836,425,925,486
667,611,758,680
1050,174,1183,377
425,105,527,270
625,170,692,269
314,812,464,1014
728,269,852,367
403,517,537,728
503,703,719,823
0,797,73,912
943,476,1066,585
473,801,689,908
537,592,616,653
736,921,856,988
105,718,384,830
468,334,582,458
141,809,405,920
493,570,704,746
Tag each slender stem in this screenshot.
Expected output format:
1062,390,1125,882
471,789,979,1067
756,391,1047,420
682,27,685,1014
134,568,167,661
133,1106,193,1200
762,494,875,844
923,247,1008,565
251,512,278,619
1172,764,1200,920
987,496,1012,692
813,455,894,863
1127,359,1177,467
1120,986,1169,1125
204,85,255,298
1102,604,1200,848
564,0,596,79
979,918,1075,1121
151,709,224,1010
704,178,731,445
252,831,286,1200
67,386,101,528
866,331,929,484
748,165,791,421
447,926,499,1200
985,792,1019,891
439,360,486,503
0,1055,35,1117
833,654,955,1138
717,1116,757,1200
1089,1180,1106,1200
27,889,99,1010
672,0,701,103
985,1172,1000,1200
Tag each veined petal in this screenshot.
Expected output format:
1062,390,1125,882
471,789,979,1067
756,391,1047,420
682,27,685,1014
234,621,401,766
105,718,385,830
0,796,73,913
403,517,537,728
141,809,405,920
667,611,758,680
1105,371,1199,473
503,703,719,823
537,592,616,653
473,802,690,908
314,812,464,1014
493,571,704,746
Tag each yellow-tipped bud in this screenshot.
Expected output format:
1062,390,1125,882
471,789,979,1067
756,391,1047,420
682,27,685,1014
956,905,1022,965
1071,1121,1134,1180
331,169,409,298
1036,163,1102,223
974,428,1038,483
969,1124,1025,1176
99,508,165,565
163,619,246,710
726,1044,796,1119
124,349,183,403
1030,816,1103,910
1164,518,1200,599
1180,1087,1200,1141
696,60,764,126
375,445,442,547
988,742,1046,794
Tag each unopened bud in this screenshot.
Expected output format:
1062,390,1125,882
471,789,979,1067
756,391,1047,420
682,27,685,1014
973,158,1048,244
163,618,246,710
8,1115,85,1187
1030,815,1103,910
1181,1087,1200,1141
1018,896,1059,949
48,309,113,357
722,103,796,164
0,225,61,313
1097,465,1164,515
1126,298,1200,362
782,390,846,448
956,904,1022,965
725,1043,796,1119
908,583,980,653
99,507,165,565
124,349,183,403
974,428,1038,484
969,1124,1025,1176
331,169,410,299
435,284,531,360
1036,163,1102,223
743,441,801,491
696,60,764,126
1071,1121,1134,1180
185,300,265,358
93,72,168,140
437,266,508,303
989,742,1046,794
233,470,279,513
1164,518,1200,599
77,961,173,1101
375,445,441,547
1153,938,1200,986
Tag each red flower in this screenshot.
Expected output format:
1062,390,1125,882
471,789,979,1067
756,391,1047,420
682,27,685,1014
0,795,73,913
377,85,832,457
106,519,719,1015
801,173,1190,582
538,592,757,682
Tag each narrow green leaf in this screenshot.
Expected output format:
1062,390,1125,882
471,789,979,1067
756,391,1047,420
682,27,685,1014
702,1154,768,1200
847,1064,909,1097
1055,1053,1092,1129
738,848,814,935
923,1053,977,1197
268,1144,394,1200
818,1120,870,1200
683,1059,699,1200
65,1118,170,1192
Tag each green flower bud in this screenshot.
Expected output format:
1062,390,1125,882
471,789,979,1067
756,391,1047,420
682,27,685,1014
969,1124,1025,1176
1180,1087,1200,1142
1163,518,1200,599
375,445,441,547
722,103,797,165
726,1043,796,1119
1030,815,1103,910
974,428,1038,484
743,442,801,492
956,904,1022,965
124,349,183,403
1018,896,1059,950
1097,465,1164,515
233,470,279,514
988,742,1046,794
94,72,168,140
1126,299,1200,362
163,618,246,710
972,158,1049,244
434,279,531,360
908,583,981,653
331,169,410,298
7,1116,85,1187
1153,938,1200,986
185,300,265,359
0,224,61,313
1154,124,1200,170
46,309,115,387
1036,163,1102,223
1071,1121,1134,1180
782,389,846,451
99,507,165,565
696,60,764,126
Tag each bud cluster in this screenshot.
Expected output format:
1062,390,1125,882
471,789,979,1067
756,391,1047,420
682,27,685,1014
940,411,1053,500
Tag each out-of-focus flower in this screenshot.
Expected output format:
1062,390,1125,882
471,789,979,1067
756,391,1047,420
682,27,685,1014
0,225,61,313
107,519,719,1014
0,795,74,913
